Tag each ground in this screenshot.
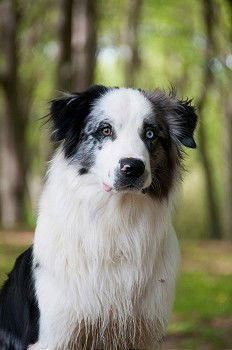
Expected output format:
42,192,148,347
0,232,232,350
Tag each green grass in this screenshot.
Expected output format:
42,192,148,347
164,241,232,349
0,240,231,349
167,272,232,349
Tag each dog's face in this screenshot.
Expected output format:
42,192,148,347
50,85,197,197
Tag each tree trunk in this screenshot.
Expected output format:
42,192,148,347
71,0,97,91
123,0,142,87
0,97,26,227
223,0,232,239
197,0,222,239
57,0,74,91
224,95,232,239
0,0,27,228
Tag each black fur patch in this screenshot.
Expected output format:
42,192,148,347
79,167,88,175
145,89,197,149
0,247,39,350
172,98,197,148
143,89,198,198
49,85,110,158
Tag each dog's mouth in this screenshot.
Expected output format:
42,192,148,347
102,166,150,194
102,182,145,194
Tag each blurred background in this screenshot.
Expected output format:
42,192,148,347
0,0,231,348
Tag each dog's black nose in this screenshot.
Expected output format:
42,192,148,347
120,158,145,178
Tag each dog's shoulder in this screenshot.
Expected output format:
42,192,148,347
0,247,39,350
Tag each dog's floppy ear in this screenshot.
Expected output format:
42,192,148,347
49,85,109,156
50,85,109,142
169,98,198,149
50,94,79,142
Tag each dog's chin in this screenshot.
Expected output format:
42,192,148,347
113,178,151,195
102,178,151,194
113,184,147,195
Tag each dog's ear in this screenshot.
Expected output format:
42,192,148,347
145,89,198,149
168,98,198,148
49,85,109,156
50,94,79,142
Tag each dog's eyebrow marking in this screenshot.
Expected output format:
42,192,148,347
98,118,113,126
143,120,156,128
143,113,156,123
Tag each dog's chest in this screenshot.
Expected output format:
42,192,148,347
45,244,160,350
34,187,172,348
60,231,156,318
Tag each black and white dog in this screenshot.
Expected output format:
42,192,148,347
0,85,198,350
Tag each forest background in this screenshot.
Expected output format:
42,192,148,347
0,0,231,349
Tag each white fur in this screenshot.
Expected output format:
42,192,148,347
32,152,180,349
31,88,180,349
90,88,154,190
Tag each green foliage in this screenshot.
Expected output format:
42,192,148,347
168,240,232,349
95,0,231,239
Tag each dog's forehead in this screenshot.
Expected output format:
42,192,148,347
93,88,153,125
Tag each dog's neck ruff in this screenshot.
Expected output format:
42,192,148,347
33,149,179,349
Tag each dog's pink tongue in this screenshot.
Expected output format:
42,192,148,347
103,183,112,192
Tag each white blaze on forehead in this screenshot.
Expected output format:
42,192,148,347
93,88,153,127
91,88,153,188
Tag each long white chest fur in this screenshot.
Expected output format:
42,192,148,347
32,151,180,350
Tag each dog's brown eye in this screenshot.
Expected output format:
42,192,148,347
102,127,112,136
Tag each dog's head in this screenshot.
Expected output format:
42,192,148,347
49,85,197,198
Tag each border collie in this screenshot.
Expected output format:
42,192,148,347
0,85,198,350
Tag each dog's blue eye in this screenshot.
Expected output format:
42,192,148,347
145,130,155,139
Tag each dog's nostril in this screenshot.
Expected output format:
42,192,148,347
120,158,145,178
